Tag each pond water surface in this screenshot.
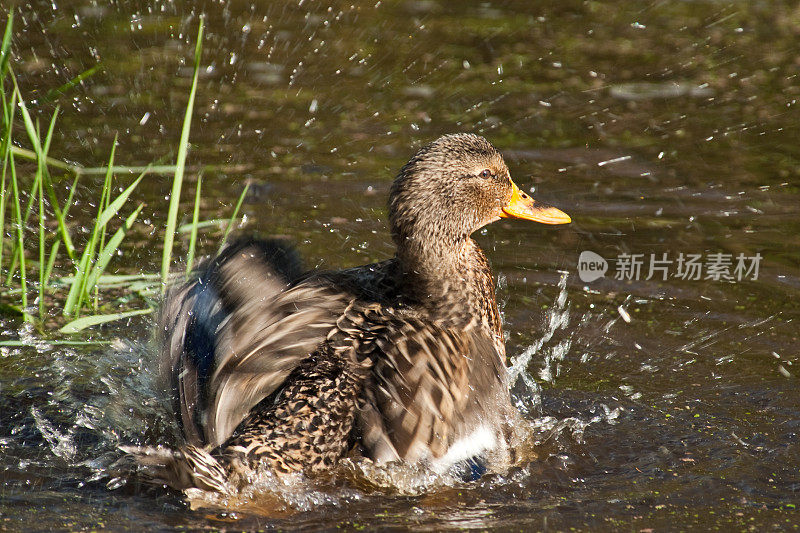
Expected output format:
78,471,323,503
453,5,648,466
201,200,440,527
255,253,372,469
2,1,799,530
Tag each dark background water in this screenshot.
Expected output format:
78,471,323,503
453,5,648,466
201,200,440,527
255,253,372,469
2,0,799,530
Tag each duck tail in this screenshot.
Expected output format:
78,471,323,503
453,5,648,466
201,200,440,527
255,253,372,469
119,444,229,494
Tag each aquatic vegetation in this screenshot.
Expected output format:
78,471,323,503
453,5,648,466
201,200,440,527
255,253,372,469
0,17,242,334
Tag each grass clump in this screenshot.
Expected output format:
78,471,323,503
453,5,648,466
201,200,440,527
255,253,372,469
0,16,243,335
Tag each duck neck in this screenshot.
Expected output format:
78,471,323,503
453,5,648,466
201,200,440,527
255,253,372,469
397,236,501,335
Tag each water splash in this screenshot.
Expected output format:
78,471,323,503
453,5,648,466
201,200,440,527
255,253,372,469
530,404,622,446
30,406,77,462
507,271,572,415
340,458,460,496
183,465,364,514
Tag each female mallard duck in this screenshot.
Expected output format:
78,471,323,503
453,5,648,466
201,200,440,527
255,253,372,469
127,133,570,493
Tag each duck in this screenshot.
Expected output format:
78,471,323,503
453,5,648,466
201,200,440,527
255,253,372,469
124,133,570,493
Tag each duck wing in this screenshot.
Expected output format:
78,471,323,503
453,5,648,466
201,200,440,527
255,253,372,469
158,239,351,447
356,313,510,466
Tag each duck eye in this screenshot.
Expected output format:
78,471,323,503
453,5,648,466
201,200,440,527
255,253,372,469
480,169,493,179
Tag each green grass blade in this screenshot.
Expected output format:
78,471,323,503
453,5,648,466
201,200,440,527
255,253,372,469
42,239,60,291
185,173,202,276
41,104,59,158
43,64,102,103
0,89,13,273
74,164,177,175
61,172,80,219
53,272,161,290
37,148,45,319
94,137,115,310
0,11,12,78
84,203,144,292
10,146,79,174
0,339,111,347
4,162,41,286
1,76,10,125
63,246,91,316
162,18,204,292
19,156,40,226
218,182,250,254
0,150,6,272
5,152,40,288
59,307,153,334
63,227,94,316
13,83,44,160
177,218,226,233
9,153,31,321
43,167,77,260
35,107,60,319
95,168,145,230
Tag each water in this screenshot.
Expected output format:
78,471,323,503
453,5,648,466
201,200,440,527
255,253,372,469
2,0,799,529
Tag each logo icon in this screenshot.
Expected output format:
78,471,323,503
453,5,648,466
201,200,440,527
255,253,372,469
578,251,608,282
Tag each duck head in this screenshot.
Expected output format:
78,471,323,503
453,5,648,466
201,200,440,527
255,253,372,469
389,133,570,256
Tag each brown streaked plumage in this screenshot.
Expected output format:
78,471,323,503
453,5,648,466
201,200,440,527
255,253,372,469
123,133,570,493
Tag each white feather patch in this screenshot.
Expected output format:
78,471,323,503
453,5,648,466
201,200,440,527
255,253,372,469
431,425,497,474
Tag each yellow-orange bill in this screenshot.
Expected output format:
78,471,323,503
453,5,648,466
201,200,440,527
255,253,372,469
500,181,571,224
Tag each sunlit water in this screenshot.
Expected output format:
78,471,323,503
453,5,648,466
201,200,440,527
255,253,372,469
2,0,799,529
